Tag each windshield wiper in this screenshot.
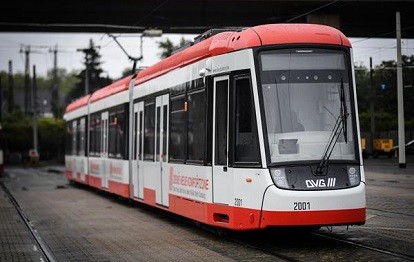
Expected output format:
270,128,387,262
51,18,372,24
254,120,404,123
340,78,348,143
316,79,349,175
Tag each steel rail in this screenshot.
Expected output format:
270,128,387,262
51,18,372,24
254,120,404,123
0,181,57,262
312,231,414,261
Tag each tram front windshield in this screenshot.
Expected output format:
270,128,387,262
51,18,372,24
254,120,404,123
259,48,356,164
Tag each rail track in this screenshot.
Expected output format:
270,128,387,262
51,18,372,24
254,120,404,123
1,168,413,262
219,227,414,261
0,181,57,262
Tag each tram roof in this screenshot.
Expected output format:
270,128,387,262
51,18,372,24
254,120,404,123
135,23,350,85
89,75,133,103
65,23,350,113
65,94,91,113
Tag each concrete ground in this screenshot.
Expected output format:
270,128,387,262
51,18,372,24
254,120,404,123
0,156,413,261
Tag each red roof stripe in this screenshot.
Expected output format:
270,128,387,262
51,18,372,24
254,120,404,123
135,23,349,85
65,94,91,112
253,24,350,47
65,23,351,113
89,75,132,103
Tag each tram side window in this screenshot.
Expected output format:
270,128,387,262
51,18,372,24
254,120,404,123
72,121,77,156
133,112,138,160
234,76,261,165
65,122,73,155
89,117,96,156
144,101,155,161
187,90,205,162
162,105,168,161
215,80,228,166
108,106,126,159
89,114,101,157
169,96,186,162
78,118,86,156
156,106,161,161
76,120,81,155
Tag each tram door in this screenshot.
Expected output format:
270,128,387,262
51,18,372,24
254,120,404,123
71,120,77,179
133,102,144,199
79,117,86,181
155,94,169,206
101,111,109,189
212,76,233,205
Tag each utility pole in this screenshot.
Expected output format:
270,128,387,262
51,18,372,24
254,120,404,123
49,45,59,117
19,45,45,114
0,77,1,171
77,42,99,95
7,60,14,113
396,11,406,168
0,76,2,124
369,57,375,156
31,65,39,164
0,76,2,150
20,45,31,114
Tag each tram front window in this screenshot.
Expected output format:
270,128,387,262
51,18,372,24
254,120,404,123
259,48,356,164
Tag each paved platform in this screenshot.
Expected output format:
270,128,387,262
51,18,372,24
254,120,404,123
0,157,413,261
0,183,46,261
322,156,414,258
0,166,277,261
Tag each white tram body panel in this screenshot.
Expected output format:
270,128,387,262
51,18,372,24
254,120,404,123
168,164,213,203
64,24,366,231
64,105,89,184
131,49,261,211
261,175,366,227
88,156,103,187
88,87,131,197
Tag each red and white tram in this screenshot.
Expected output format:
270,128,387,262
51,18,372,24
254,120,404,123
64,23,366,230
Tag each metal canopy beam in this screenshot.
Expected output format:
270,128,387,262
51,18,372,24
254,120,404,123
1,1,414,38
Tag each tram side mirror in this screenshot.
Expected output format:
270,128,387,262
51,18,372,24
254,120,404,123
199,69,208,84
199,68,207,77
199,59,212,84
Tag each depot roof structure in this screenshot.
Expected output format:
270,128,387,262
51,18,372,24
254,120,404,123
1,0,414,38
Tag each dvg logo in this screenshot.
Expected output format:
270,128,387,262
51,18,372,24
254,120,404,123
305,178,336,188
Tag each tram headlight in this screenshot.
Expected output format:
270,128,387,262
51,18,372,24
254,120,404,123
347,166,361,186
270,168,289,189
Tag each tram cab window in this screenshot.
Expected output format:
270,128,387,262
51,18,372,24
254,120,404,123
259,48,356,163
234,76,261,165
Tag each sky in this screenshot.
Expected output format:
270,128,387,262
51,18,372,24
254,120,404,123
0,32,413,80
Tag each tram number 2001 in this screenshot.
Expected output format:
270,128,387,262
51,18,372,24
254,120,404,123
294,202,311,210
234,198,243,206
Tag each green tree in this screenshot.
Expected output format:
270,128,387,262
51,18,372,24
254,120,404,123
120,67,146,79
157,38,174,59
46,68,80,118
354,65,371,113
1,68,80,118
2,110,32,154
59,70,80,98
38,117,65,161
66,39,112,103
1,110,65,163
355,55,414,133
157,36,192,58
